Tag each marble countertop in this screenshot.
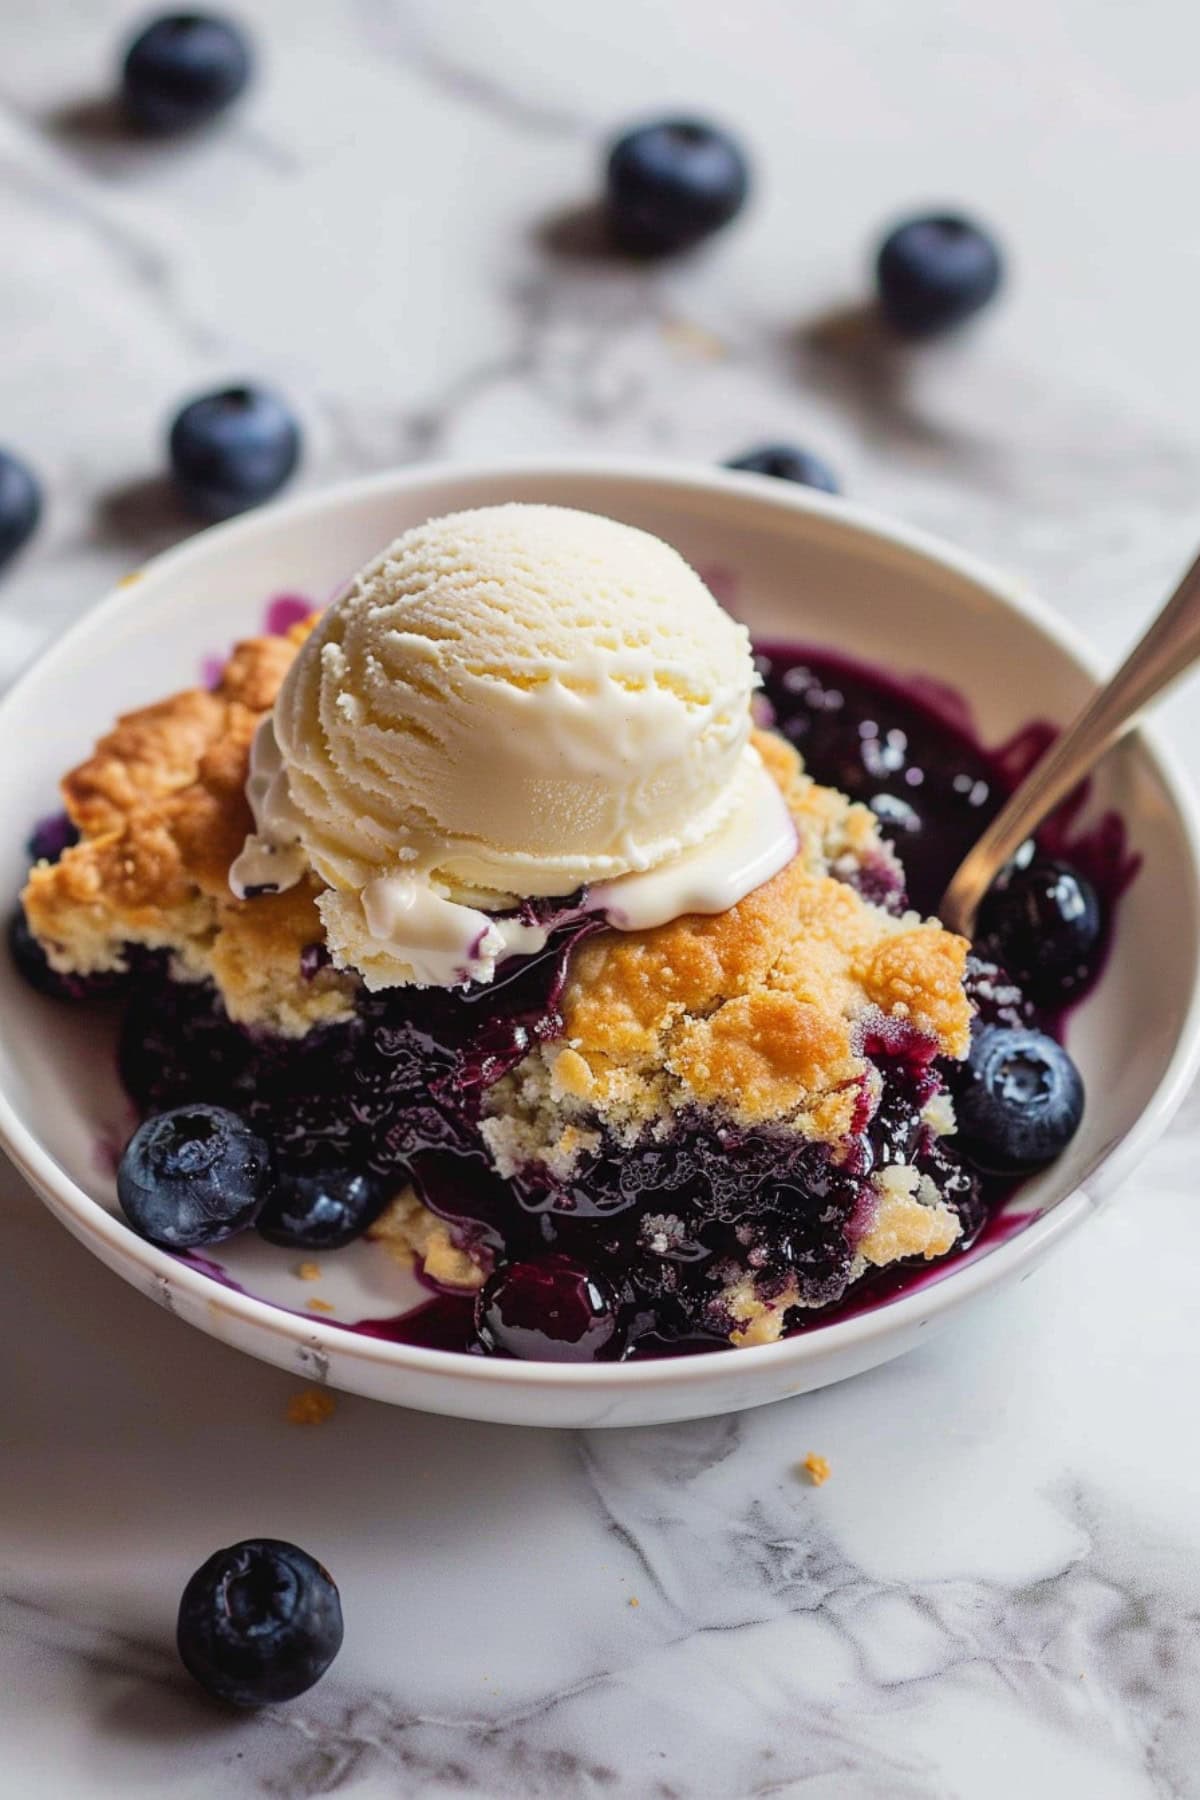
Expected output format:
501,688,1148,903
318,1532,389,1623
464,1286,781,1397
4,3,1200,1795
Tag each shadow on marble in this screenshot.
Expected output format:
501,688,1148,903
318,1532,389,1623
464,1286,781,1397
43,94,262,181
48,96,135,144
794,301,1006,471
537,200,651,267
93,473,201,560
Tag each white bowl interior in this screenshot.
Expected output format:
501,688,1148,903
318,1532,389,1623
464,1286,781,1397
1,463,1196,1422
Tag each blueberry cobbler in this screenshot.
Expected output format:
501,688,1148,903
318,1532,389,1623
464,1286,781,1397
14,505,1114,1361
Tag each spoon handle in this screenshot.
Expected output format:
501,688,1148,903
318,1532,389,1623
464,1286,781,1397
939,546,1200,937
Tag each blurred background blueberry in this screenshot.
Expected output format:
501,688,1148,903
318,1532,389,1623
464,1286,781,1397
725,444,841,494
605,118,750,255
0,451,41,574
875,212,1004,336
121,12,253,133
168,384,301,519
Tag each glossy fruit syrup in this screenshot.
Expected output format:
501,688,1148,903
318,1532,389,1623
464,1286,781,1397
114,645,1138,1361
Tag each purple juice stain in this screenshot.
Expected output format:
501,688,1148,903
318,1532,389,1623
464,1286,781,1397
197,594,317,690
105,641,1136,1361
263,594,315,637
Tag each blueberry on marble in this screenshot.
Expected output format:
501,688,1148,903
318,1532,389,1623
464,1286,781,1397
875,213,1003,337
725,444,840,494
117,1104,270,1248
0,449,42,573
955,1027,1083,1175
168,385,300,520
976,858,1102,1007
177,1539,343,1707
477,1254,624,1362
606,118,750,255
121,13,252,133
257,1167,386,1251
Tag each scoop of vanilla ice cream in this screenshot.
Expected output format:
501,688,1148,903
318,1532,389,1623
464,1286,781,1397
233,504,789,988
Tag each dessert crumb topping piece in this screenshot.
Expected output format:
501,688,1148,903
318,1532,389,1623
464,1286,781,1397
802,1452,831,1487
286,1388,336,1426
21,619,358,1038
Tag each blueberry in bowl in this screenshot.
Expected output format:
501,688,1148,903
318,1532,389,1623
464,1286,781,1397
477,1255,624,1363
117,1105,271,1249
976,857,1103,1007
954,1027,1085,1177
257,1166,387,1251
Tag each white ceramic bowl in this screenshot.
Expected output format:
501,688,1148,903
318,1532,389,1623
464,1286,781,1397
3,459,1199,1428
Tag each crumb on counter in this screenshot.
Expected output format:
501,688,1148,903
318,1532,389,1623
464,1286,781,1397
801,1452,831,1487
661,316,727,361
307,1297,336,1314
627,1596,640,1609
296,1260,322,1282
286,1388,336,1426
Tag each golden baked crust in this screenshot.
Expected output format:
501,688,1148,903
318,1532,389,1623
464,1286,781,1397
508,730,970,1147
22,620,358,1036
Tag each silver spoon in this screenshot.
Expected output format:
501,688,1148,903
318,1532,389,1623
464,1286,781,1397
939,547,1200,937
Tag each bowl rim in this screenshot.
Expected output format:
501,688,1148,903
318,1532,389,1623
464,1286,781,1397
4,453,1199,1394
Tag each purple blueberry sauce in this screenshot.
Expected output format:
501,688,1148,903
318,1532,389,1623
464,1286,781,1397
94,644,1135,1359
202,595,316,688
263,594,315,638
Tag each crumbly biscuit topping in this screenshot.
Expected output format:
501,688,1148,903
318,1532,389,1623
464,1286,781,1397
23,621,357,1036
486,729,970,1156
368,1189,485,1291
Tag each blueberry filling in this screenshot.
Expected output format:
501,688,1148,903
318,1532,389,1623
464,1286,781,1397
20,645,1131,1359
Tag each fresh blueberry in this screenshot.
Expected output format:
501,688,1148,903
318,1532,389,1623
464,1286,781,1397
8,907,102,1002
168,385,301,520
177,1539,342,1707
117,1104,270,1248
26,812,79,866
257,1167,386,1251
0,449,42,573
121,13,252,134
955,1027,1084,1175
725,444,840,495
976,858,1103,1007
477,1254,623,1362
875,213,1004,337
605,118,750,255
